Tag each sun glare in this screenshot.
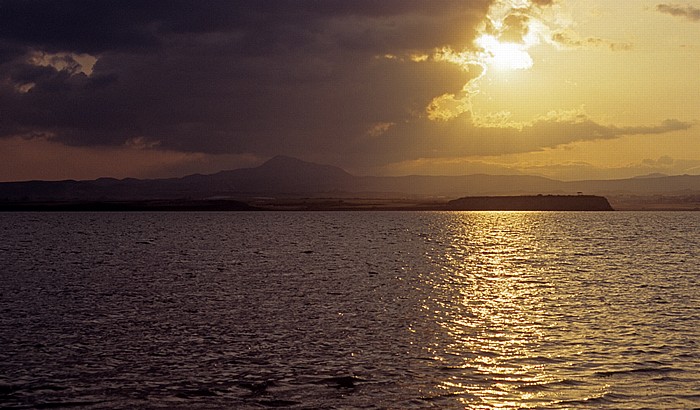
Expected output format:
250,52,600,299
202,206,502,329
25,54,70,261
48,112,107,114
476,35,533,71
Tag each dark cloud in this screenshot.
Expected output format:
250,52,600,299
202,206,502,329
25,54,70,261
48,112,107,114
656,3,700,21
0,0,491,164
0,0,489,53
0,1,163,53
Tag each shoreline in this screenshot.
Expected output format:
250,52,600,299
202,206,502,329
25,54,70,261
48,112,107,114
3,195,700,212
0,195,619,212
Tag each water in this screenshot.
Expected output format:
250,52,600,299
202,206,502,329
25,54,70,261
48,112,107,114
1,211,699,409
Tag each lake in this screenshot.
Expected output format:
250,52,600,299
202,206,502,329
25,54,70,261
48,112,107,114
1,211,699,409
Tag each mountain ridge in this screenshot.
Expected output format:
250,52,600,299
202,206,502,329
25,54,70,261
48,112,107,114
1,156,699,202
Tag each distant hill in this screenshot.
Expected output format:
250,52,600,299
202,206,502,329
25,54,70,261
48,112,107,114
178,155,355,195
560,174,700,195
1,156,700,202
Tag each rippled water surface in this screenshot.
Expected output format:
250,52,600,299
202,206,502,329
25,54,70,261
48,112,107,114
1,211,699,409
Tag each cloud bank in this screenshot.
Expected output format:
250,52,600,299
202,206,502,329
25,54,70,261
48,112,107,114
657,3,700,21
0,1,488,158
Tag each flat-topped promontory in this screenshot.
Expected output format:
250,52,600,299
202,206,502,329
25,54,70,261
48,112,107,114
446,195,614,211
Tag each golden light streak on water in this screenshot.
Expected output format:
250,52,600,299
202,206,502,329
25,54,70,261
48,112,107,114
423,212,602,408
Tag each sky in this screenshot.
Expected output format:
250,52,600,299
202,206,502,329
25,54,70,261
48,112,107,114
1,0,699,181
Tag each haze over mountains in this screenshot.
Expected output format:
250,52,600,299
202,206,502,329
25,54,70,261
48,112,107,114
1,155,700,203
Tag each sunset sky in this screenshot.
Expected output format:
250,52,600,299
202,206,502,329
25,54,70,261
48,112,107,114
1,0,699,181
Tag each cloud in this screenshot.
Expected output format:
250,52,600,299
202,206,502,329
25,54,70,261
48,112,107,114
27,51,97,75
499,14,530,44
426,93,471,121
476,115,692,155
551,31,633,51
366,122,396,137
346,111,692,167
656,3,700,21
0,0,491,162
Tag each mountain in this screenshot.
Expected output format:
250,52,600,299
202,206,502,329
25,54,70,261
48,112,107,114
0,156,355,201
1,156,700,202
182,155,355,194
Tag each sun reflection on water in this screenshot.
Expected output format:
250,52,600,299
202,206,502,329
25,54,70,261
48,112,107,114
420,212,564,408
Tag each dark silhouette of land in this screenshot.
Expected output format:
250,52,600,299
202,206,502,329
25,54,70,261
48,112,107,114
0,196,612,212
1,155,699,210
0,199,258,212
446,195,613,211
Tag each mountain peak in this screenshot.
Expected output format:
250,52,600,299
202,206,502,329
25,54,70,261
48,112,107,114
262,155,310,167
257,155,352,178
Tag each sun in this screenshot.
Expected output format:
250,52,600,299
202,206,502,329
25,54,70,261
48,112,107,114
476,35,533,71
